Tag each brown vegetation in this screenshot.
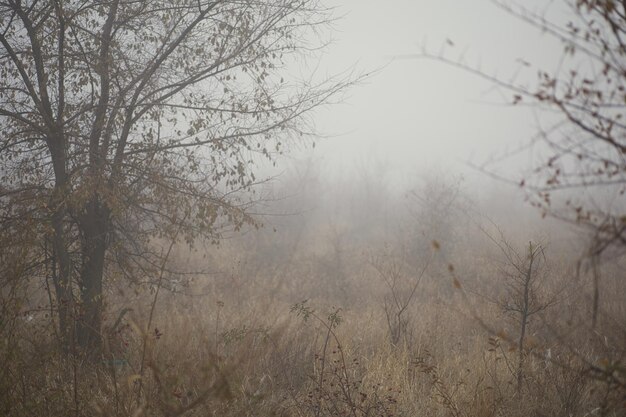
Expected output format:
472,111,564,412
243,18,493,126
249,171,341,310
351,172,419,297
2,175,625,416
1,1,625,416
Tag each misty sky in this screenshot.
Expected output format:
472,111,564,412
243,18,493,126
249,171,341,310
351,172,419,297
307,0,567,186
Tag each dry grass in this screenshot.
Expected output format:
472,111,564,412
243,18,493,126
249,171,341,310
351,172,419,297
1,229,625,417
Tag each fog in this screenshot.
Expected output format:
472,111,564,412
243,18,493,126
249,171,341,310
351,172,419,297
2,1,624,416
311,0,564,181
254,0,578,249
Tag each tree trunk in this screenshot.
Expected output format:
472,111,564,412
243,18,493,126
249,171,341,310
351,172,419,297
50,200,74,353
76,196,109,354
517,243,534,392
517,316,527,392
47,136,74,353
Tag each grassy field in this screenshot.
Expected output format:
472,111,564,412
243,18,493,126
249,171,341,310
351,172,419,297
2,212,624,417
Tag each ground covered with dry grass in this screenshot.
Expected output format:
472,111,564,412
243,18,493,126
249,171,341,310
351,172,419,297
2,214,624,417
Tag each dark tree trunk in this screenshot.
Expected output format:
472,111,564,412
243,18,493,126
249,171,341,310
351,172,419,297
76,196,109,353
47,135,75,353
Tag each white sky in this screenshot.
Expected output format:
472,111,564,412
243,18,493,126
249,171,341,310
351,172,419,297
305,0,568,186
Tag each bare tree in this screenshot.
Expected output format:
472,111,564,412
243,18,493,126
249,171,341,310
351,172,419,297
368,245,431,346
0,0,356,354
402,3,626,379
483,229,557,391
499,0,626,261
405,0,625,258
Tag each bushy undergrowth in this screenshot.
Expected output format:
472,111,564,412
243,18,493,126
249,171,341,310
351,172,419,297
2,226,625,417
